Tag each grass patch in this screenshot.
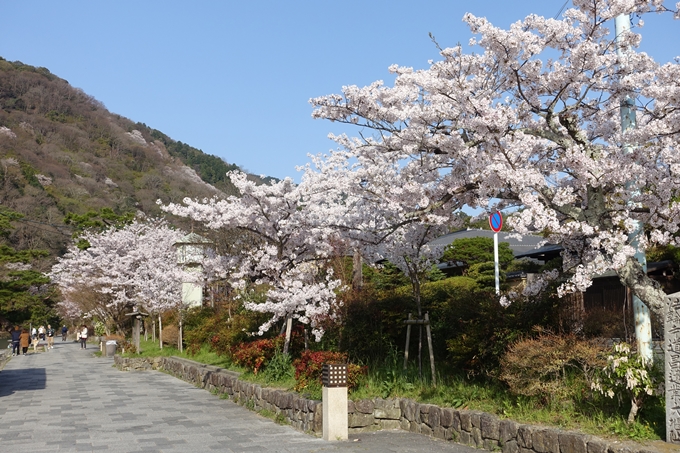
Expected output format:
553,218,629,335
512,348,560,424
119,339,241,370
346,365,665,441
121,339,664,441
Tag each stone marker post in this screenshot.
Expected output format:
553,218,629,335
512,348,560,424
125,309,149,355
322,363,348,441
666,293,680,444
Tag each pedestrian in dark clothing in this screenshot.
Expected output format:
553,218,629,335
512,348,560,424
10,326,20,356
61,325,68,341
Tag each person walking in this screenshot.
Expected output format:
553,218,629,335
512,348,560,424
80,325,88,349
46,324,55,349
10,325,20,356
19,328,30,355
61,325,68,341
38,325,45,341
31,326,37,340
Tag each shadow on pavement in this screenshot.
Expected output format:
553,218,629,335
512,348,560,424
0,367,46,397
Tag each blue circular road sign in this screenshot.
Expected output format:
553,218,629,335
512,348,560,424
489,211,503,232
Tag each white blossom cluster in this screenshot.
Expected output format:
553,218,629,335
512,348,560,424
590,341,662,421
310,0,680,314
49,218,188,324
162,171,343,338
49,0,680,339
0,126,16,139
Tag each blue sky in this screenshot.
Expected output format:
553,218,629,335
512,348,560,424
1,1,678,181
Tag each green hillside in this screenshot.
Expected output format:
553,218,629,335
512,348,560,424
0,57,265,325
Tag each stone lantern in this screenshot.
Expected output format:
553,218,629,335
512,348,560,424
173,232,212,308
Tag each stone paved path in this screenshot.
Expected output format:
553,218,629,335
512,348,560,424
0,341,478,453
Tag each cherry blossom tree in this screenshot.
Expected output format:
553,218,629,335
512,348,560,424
301,145,457,303
49,218,187,334
299,135,461,383
161,171,342,347
310,0,680,325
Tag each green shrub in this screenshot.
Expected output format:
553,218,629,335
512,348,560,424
262,349,295,382
183,306,264,357
437,287,560,377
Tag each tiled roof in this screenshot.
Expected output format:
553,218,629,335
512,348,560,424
428,229,546,256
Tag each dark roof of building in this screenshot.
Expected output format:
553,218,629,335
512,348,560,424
428,229,546,256
514,243,563,261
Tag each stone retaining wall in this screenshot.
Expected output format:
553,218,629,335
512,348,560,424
0,349,10,371
113,355,673,453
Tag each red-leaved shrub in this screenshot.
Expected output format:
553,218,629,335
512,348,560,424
292,350,366,392
231,336,284,374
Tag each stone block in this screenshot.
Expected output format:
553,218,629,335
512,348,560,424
427,406,441,428
440,408,454,428
532,428,560,453
459,430,471,446
484,439,500,451
433,426,449,440
375,407,401,420
380,419,401,430
480,413,500,440
403,400,417,422
451,410,461,433
560,432,587,453
347,400,356,413
460,411,472,431
503,440,520,453
354,400,375,414
607,442,637,453
348,412,374,428
422,424,433,437
308,400,321,413
409,421,421,433
500,419,519,443
471,411,481,428
373,398,401,411
419,404,431,425
472,427,483,448
517,425,535,449
282,392,294,410
400,419,410,431
312,405,323,433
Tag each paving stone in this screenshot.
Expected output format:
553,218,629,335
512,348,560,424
0,343,479,453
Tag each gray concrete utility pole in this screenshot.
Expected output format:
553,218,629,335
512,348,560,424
615,13,653,363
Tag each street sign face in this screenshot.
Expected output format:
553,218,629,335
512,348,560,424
489,211,503,232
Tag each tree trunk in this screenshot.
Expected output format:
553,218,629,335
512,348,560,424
283,316,293,355
158,314,163,350
179,315,183,353
627,398,640,424
304,327,309,351
352,249,363,290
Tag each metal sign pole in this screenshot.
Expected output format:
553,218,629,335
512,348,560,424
494,232,500,295
489,211,502,295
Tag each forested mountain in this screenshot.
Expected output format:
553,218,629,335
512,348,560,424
0,57,264,324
